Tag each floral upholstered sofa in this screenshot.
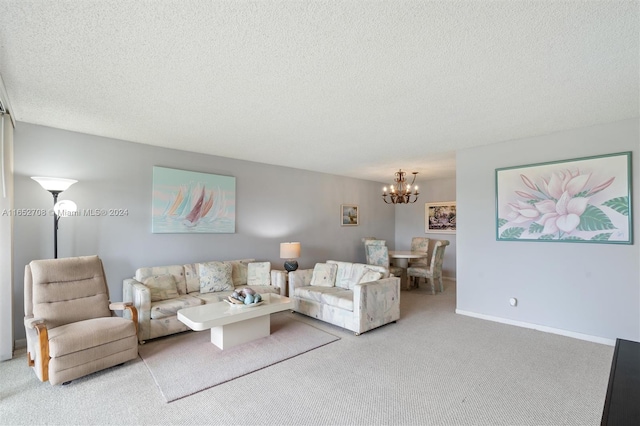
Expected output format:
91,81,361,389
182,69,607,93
288,260,400,335
123,259,286,343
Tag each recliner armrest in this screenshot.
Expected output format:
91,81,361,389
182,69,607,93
110,302,138,334
24,317,46,330
109,302,132,310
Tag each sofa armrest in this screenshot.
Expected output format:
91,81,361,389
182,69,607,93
109,301,132,310
353,277,401,330
270,270,288,296
288,269,313,297
123,278,151,342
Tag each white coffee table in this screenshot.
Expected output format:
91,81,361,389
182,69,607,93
177,293,293,350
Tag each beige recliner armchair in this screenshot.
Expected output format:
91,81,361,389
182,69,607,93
24,255,139,385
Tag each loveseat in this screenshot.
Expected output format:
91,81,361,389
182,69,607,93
288,260,400,335
123,259,286,343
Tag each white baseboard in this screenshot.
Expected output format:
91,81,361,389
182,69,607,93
14,338,26,349
455,309,616,346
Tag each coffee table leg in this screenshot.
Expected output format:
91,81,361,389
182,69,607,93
210,315,270,349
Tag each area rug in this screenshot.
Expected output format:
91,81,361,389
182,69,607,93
138,314,340,402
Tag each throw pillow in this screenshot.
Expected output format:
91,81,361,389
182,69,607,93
310,263,337,287
359,269,383,284
143,275,180,302
247,262,271,286
328,261,353,289
224,260,250,286
199,261,234,293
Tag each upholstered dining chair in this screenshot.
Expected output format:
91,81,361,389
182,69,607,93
365,243,404,277
24,255,139,385
408,237,430,267
363,239,386,264
407,240,450,294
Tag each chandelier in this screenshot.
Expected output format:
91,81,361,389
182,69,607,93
382,169,419,204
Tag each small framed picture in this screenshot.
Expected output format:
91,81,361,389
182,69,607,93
341,204,359,226
426,202,456,233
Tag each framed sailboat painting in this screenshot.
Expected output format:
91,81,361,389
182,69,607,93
152,166,236,233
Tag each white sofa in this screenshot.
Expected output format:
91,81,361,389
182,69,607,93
123,259,286,342
288,260,400,335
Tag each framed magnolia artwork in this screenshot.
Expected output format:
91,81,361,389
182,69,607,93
495,152,632,244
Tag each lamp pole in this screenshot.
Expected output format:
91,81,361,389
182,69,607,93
50,190,61,259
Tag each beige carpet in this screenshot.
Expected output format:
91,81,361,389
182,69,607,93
138,315,340,402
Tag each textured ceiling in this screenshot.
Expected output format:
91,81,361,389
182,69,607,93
0,1,638,183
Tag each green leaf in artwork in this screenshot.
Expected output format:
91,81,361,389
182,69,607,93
591,233,612,241
539,234,554,240
498,218,508,228
562,236,584,241
500,227,524,239
528,222,544,233
602,196,629,216
577,205,616,231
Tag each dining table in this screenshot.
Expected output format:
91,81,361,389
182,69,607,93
388,250,429,290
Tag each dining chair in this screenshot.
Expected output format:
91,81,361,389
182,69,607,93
407,240,450,294
365,244,404,277
363,239,386,264
408,237,430,267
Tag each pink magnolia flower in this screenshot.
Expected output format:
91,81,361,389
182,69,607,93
544,170,590,199
507,200,540,223
535,192,590,234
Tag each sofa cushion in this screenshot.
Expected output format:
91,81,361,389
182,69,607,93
48,317,136,357
184,259,254,292
143,274,180,302
191,291,233,304
310,263,337,287
359,269,383,283
199,261,234,293
150,295,203,320
136,264,187,295
327,261,387,290
321,290,354,311
247,262,271,286
223,259,254,286
238,285,279,295
294,286,340,303
183,263,201,294
328,261,355,290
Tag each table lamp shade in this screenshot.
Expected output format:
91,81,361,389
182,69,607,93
280,242,301,259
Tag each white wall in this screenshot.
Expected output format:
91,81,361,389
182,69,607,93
394,177,457,278
456,118,639,342
12,123,397,340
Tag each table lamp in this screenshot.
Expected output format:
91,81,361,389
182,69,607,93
280,242,301,272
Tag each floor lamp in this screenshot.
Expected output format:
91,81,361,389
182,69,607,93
31,177,77,259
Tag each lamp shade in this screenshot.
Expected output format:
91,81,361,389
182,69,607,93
31,176,78,192
280,242,301,259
